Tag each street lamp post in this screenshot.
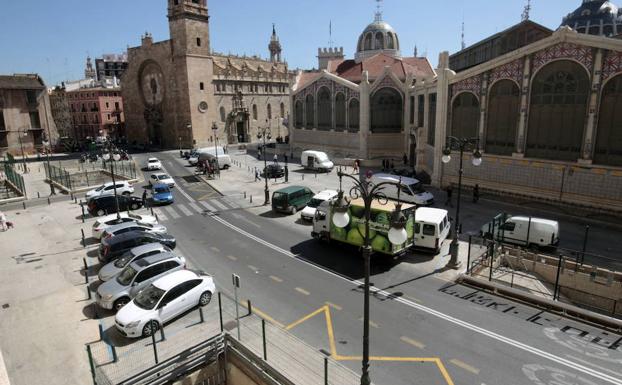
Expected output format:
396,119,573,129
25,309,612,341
41,139,55,195
18,129,29,173
102,144,122,220
211,122,220,178
441,136,482,269
257,121,272,205
331,170,409,385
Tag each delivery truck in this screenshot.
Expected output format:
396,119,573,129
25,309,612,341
311,198,417,257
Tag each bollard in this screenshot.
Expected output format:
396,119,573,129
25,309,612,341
86,345,97,384
244,192,247,199
37,192,40,198
250,195,253,204
302,174,305,181
22,201,26,210
324,357,329,385
150,207,154,216
81,229,86,249
86,286,92,300
159,325,166,342
262,319,267,360
81,202,85,223
151,322,159,364
98,323,104,341
247,299,252,316
47,197,50,205
155,213,159,222
315,171,317,179
199,306,205,323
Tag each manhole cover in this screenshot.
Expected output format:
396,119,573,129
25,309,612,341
183,175,201,183
2,304,9,309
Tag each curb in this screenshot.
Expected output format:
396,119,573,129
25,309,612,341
457,274,622,332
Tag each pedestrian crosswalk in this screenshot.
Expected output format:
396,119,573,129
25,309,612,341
151,196,244,222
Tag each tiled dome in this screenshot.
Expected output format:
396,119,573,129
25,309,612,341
355,13,401,62
561,0,622,36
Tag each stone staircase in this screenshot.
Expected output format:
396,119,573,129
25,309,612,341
0,181,21,200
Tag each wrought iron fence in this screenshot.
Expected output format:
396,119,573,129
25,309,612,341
3,162,25,197
44,160,138,192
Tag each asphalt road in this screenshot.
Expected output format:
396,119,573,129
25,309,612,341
135,152,622,385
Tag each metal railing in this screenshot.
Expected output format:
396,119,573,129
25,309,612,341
3,162,25,197
44,160,138,192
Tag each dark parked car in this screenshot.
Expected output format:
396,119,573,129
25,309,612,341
87,195,144,217
98,230,177,264
261,164,285,178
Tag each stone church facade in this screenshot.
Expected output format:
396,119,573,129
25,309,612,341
122,0,293,149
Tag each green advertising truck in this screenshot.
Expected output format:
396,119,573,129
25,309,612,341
311,198,417,257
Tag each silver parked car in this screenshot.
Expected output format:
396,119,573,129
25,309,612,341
98,243,173,282
100,221,168,241
96,253,185,311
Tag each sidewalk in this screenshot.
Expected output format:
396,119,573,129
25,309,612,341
0,200,99,385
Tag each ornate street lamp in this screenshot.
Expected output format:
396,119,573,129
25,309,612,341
331,169,408,385
18,128,29,173
257,121,272,205
441,136,482,269
102,144,122,220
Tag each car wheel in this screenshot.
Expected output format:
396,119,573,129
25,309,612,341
114,297,130,312
223,165,230,170
130,203,139,210
142,321,159,337
199,291,212,306
96,209,106,217
289,206,296,215
122,191,130,196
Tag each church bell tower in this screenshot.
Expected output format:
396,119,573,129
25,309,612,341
168,0,210,57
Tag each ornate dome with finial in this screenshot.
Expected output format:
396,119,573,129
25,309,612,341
561,0,622,36
355,10,401,62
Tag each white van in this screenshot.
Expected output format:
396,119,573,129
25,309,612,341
188,146,225,165
300,189,338,221
199,152,232,170
414,207,451,252
481,215,560,249
370,173,434,206
301,150,334,172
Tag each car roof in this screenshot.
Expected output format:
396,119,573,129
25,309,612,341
131,252,177,269
274,185,309,194
148,158,159,161
153,270,199,291
372,173,421,184
415,208,448,223
130,242,167,255
107,221,148,232
313,190,338,199
152,172,169,177
510,216,559,227
106,230,159,244
153,183,170,189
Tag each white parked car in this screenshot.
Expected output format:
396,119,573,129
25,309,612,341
149,173,175,188
100,221,168,241
145,158,162,170
300,190,338,221
92,212,158,239
115,270,216,338
98,243,173,282
85,181,134,200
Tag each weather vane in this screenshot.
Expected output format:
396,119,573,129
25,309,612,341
374,0,383,22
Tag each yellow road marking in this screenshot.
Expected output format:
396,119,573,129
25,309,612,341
325,302,342,311
226,255,237,261
210,246,220,253
450,358,480,375
238,302,285,328
286,306,326,330
269,275,283,283
400,336,426,350
248,265,258,271
295,287,310,296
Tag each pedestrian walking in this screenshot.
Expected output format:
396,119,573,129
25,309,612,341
284,154,288,164
403,153,408,166
353,159,359,174
0,211,7,231
257,147,262,160
444,185,453,207
255,168,260,182
390,159,395,170
473,184,480,203
141,189,147,207
273,154,278,163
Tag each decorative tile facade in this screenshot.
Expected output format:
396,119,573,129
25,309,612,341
488,58,524,87
532,42,594,75
451,75,482,96
601,50,622,83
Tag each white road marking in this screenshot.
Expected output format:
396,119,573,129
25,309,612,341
174,183,196,203
177,204,193,216
211,199,228,211
207,214,622,385
199,201,216,212
151,208,168,222
188,202,204,214
222,196,240,208
162,205,181,219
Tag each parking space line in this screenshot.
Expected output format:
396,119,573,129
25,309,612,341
359,317,379,328
325,302,342,311
177,204,193,216
248,265,258,271
211,199,228,211
199,201,216,212
151,208,168,222
210,247,220,253
162,206,181,219
269,275,283,283
400,336,426,350
295,287,310,296
450,358,480,375
226,255,237,261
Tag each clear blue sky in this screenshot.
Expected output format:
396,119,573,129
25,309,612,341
0,0,578,87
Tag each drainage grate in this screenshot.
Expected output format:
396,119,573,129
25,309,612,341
182,175,201,183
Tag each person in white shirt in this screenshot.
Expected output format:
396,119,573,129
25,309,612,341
0,211,6,231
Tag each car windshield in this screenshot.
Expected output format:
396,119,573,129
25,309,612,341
307,198,324,208
148,159,158,163
154,186,169,194
272,192,286,203
158,175,169,180
116,266,138,286
409,183,424,193
134,285,166,310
